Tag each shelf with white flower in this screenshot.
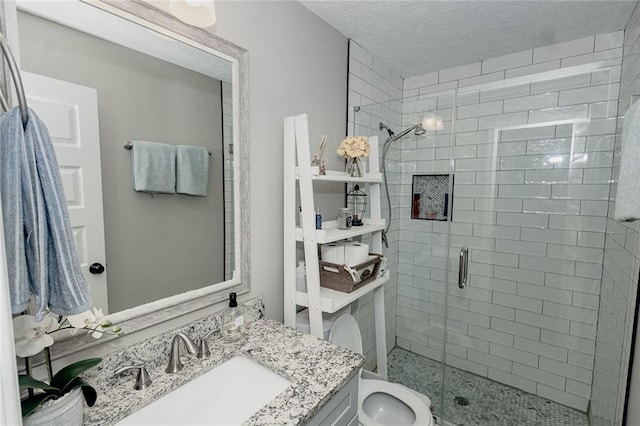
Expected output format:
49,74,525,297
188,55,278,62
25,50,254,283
283,113,388,381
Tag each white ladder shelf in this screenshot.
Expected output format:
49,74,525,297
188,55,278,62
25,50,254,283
283,113,388,379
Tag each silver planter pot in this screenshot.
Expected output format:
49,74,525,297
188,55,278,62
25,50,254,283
23,387,84,426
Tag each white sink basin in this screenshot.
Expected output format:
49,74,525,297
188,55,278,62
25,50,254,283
116,356,291,425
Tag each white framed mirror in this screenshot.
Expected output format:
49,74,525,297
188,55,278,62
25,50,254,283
6,0,250,355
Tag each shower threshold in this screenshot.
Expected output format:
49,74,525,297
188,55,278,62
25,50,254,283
388,347,589,426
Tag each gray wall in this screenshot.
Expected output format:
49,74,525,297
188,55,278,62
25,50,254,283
18,12,225,313
213,1,348,320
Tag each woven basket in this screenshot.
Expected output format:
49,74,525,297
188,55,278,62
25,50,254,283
319,254,383,293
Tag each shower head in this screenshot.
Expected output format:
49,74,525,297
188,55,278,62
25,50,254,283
391,123,426,141
379,121,426,142
413,124,427,136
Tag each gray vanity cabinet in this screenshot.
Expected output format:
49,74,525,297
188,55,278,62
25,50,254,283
308,375,358,425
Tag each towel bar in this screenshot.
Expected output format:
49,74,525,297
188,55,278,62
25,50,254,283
0,33,28,127
123,141,211,156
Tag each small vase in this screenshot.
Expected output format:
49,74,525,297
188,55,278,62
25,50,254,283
346,157,363,177
23,388,84,426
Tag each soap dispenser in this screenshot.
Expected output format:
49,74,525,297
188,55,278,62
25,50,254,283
221,292,245,341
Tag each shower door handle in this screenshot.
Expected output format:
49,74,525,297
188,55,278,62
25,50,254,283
458,246,469,289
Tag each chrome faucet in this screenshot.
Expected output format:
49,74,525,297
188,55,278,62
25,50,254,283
166,332,197,374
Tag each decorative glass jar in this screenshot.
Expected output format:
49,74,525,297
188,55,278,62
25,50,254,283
346,157,363,177
337,208,353,229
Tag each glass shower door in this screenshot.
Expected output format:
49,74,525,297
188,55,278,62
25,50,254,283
354,92,455,418
440,65,618,425
381,90,456,419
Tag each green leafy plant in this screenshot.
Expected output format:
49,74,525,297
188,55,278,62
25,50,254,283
19,358,101,417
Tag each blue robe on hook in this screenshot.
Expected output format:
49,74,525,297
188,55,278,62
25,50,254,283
0,107,91,320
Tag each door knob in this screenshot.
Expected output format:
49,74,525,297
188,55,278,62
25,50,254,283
89,263,105,274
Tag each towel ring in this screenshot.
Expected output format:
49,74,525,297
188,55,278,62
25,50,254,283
0,33,28,127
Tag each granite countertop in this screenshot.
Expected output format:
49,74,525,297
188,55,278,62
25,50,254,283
84,317,364,425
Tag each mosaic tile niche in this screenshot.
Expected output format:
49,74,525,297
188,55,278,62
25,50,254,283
411,174,452,221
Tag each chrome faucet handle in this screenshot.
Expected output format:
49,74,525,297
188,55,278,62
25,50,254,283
166,332,197,374
114,364,152,390
196,328,219,359
196,339,210,359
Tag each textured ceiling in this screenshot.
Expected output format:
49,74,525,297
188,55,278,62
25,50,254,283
300,1,638,77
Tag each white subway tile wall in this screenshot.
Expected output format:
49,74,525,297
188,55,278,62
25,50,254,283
349,28,635,422
591,6,640,426
222,82,234,281
394,31,624,414
348,40,403,370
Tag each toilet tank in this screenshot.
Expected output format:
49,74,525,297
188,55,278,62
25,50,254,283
328,313,363,354
295,308,349,340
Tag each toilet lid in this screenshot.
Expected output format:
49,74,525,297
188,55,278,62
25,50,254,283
328,313,363,354
358,379,434,426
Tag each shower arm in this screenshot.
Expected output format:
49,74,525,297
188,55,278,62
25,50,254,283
392,124,420,141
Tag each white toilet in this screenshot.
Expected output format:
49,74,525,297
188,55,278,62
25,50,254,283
329,313,435,426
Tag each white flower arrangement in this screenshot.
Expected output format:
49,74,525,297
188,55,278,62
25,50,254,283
337,136,370,159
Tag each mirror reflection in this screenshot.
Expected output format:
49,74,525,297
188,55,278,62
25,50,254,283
16,4,235,315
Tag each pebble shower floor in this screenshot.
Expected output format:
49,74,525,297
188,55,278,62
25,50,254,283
388,347,589,426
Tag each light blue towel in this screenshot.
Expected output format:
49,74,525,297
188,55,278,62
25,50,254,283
131,141,176,194
26,108,91,318
176,145,209,196
0,107,91,319
615,101,640,221
0,108,29,314
20,108,47,319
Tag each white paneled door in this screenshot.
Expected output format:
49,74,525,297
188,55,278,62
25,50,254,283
22,72,109,313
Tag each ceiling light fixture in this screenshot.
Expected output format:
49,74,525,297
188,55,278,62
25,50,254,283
169,0,216,28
